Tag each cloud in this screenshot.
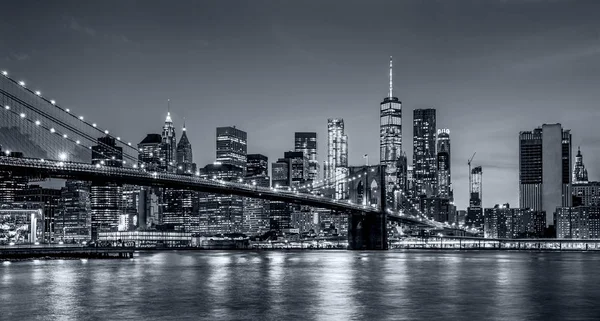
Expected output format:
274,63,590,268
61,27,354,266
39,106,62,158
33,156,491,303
64,15,135,45
68,17,96,36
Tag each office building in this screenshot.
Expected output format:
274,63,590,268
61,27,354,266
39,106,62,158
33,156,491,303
56,180,91,242
161,106,177,172
216,126,247,175
244,154,270,235
284,151,308,185
138,134,163,171
413,108,437,197
572,181,600,207
176,122,196,174
420,197,450,223
519,124,571,228
484,204,545,239
380,57,403,207
324,118,348,181
198,163,244,235
556,206,600,239
436,129,452,199
16,185,61,242
294,132,319,181
90,135,123,240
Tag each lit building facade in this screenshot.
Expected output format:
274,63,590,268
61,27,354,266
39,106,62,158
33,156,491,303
380,57,403,208
90,135,123,240
519,124,571,228
284,151,308,185
466,166,483,228
0,155,28,205
573,147,589,184
216,126,247,175
244,154,270,235
198,163,244,235
161,109,177,172
176,123,196,174
436,129,452,199
138,134,163,171
572,181,600,207
56,180,91,242
556,206,600,239
484,204,545,239
324,118,348,180
413,108,437,197
16,185,61,242
294,132,319,181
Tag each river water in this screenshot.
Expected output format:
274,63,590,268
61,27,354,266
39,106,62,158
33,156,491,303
1,250,599,320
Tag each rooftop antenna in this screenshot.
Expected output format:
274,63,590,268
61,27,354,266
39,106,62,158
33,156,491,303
389,56,393,98
182,116,186,131
166,99,172,122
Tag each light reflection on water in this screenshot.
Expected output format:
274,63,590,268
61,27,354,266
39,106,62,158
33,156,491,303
1,251,600,320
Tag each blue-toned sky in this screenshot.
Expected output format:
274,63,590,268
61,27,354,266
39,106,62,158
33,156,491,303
2,0,600,209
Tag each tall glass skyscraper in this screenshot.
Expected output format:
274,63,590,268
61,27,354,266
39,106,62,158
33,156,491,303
519,124,571,228
436,129,451,199
413,108,437,198
294,132,318,181
380,57,403,204
325,119,348,199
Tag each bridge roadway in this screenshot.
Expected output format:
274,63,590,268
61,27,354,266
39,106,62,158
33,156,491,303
0,156,434,227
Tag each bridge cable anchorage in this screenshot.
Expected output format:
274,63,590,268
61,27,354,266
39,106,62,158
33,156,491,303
0,103,140,168
0,69,179,172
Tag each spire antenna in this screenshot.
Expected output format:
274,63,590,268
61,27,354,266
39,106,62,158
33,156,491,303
183,116,186,131
389,56,393,98
165,99,173,123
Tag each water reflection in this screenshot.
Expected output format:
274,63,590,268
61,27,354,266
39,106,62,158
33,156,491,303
1,251,600,320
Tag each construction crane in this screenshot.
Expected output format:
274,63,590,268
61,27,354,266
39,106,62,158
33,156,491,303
467,152,476,198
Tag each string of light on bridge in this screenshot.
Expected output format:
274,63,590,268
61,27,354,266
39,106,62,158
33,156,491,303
1,69,181,172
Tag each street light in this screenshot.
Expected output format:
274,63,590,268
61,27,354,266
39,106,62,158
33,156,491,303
58,152,68,161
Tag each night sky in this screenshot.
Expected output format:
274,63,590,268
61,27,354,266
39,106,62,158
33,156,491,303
2,0,600,210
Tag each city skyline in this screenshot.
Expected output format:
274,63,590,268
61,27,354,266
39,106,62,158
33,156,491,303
2,0,600,210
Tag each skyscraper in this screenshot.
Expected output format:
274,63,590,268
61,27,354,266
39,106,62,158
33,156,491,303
56,180,91,242
294,132,318,181
244,154,270,235
519,124,572,228
90,135,123,240
161,102,177,172
466,166,483,228
164,122,197,231
413,108,437,197
284,151,309,185
138,134,162,171
216,126,247,176
325,118,348,199
176,122,196,174
436,129,452,199
573,147,589,184
198,163,244,235
380,56,403,206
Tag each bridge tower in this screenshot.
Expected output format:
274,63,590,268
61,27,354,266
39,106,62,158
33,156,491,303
346,164,388,250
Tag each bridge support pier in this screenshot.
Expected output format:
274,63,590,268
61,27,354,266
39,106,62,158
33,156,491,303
348,212,388,250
